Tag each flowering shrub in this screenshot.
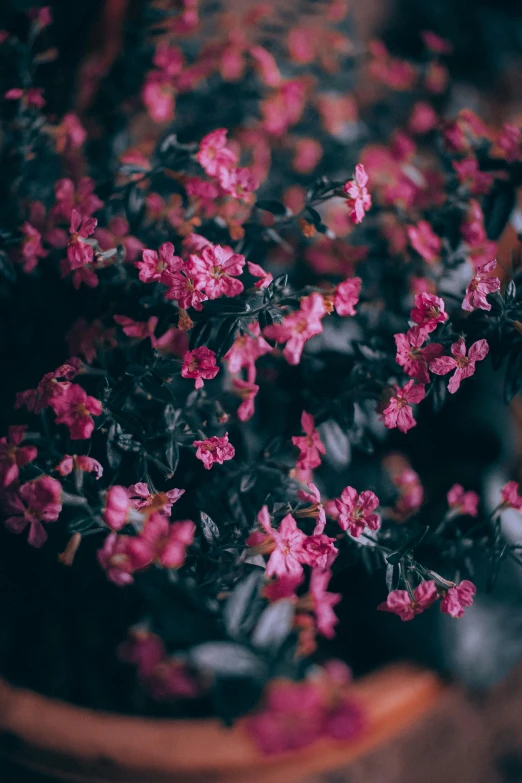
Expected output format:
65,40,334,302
1,0,522,734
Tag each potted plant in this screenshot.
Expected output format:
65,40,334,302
0,0,522,778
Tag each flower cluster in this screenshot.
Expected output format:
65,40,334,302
2,0,522,734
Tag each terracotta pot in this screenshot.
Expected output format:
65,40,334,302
0,664,443,783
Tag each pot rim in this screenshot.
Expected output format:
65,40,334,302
0,664,443,782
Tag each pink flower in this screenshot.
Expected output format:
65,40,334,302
136,242,183,284
303,527,337,570
310,568,341,638
196,129,238,177
181,346,219,389
164,271,208,311
250,45,281,87
233,378,259,421
247,261,273,289
95,216,144,263
0,426,37,488
97,533,148,585
218,166,259,201
382,380,426,433
407,221,441,263
297,481,327,529
142,73,176,123
19,222,47,272
394,329,443,384
225,323,272,377
187,245,245,299
114,314,158,341
15,363,77,414
54,178,103,220
392,468,424,519
246,679,324,755
429,338,489,393
408,101,438,134
334,486,380,538
138,513,196,569
49,383,103,440
128,484,184,517
65,209,97,270
501,481,522,510
103,486,132,531
378,580,438,621
440,580,476,618
453,158,493,195
447,484,479,517
3,476,62,548
343,164,371,224
56,454,103,479
421,31,453,54
193,433,235,469
258,506,307,578
410,292,448,333
264,293,326,365
292,411,326,470
462,259,500,312
263,574,304,602
5,87,46,108
498,124,521,163
334,277,362,317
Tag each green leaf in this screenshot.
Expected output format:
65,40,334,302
200,512,220,545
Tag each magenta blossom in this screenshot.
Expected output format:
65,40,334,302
245,679,324,755
378,580,438,621
258,505,307,578
137,513,196,569
410,292,448,333
440,580,476,618
114,315,158,341
292,411,326,470
225,323,272,378
103,486,133,531
382,380,426,433
0,426,37,488
310,567,341,638
233,378,259,422
128,483,184,517
56,454,103,480
343,164,371,224
407,221,441,263
54,178,103,221
15,363,78,415
394,329,443,384
447,484,479,517
334,277,362,317
20,222,47,272
501,481,522,511
3,476,62,548
181,346,219,389
65,209,97,269
193,433,235,469
264,293,326,366
49,383,103,440
97,532,149,585
164,270,208,311
187,244,245,299
429,337,489,393
462,259,501,312
135,242,183,284
247,261,273,289
335,486,380,538
196,129,238,177
218,166,258,201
